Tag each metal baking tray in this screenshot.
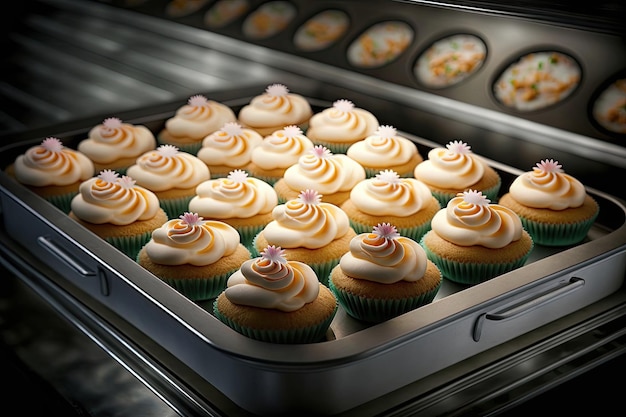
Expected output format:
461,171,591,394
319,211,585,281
1,95,625,415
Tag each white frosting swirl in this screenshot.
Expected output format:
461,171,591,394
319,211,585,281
225,245,319,312
197,122,262,166
347,125,419,167
70,170,161,225
14,137,94,186
430,190,523,248
350,170,434,216
263,189,351,249
144,213,241,266
307,99,379,144
126,145,210,191
508,159,586,210
164,95,236,139
249,125,313,170
339,223,427,283
282,145,365,194
238,84,312,131
188,170,277,218
78,118,156,164
414,140,485,188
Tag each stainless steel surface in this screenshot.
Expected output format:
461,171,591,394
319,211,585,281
1,0,625,415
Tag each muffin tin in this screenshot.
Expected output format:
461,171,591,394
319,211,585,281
1,92,624,415
118,0,626,143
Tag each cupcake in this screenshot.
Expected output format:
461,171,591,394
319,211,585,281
126,145,211,219
340,169,440,242
188,169,278,253
498,159,600,246
273,145,366,206
306,99,379,154
346,125,423,177
413,140,501,207
69,170,168,259
245,125,314,185
137,212,251,301
329,223,442,323
253,189,357,285
237,83,313,136
5,137,95,213
420,190,534,285
157,94,237,155
197,122,263,178
213,244,338,344
77,117,156,174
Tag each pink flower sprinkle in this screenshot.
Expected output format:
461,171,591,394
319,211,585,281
333,99,354,112
41,137,64,152
298,189,322,205
373,223,400,240
462,189,490,205
260,245,287,263
375,125,397,139
180,212,204,226
118,175,136,189
97,169,119,183
221,122,244,137
310,145,332,159
375,169,401,184
282,125,303,138
446,140,471,154
188,95,208,107
102,117,122,130
227,169,249,183
535,159,563,173
265,84,289,96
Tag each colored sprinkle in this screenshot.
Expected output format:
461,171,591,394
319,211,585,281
260,245,287,263
373,223,400,240
333,99,354,112
265,84,289,96
298,189,322,205
180,212,205,226
446,140,471,154
118,175,137,189
102,117,122,129
221,121,244,136
311,145,332,159
41,137,64,152
98,169,119,183
375,169,401,184
227,169,249,183
188,95,208,106
375,125,397,139
462,189,490,205
157,144,179,157
282,125,303,138
535,159,563,173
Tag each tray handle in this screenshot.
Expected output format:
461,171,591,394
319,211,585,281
37,235,96,277
473,277,585,342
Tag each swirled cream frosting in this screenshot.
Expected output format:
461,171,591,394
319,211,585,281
282,145,366,194
339,223,428,283
78,117,156,164
144,212,241,266
238,84,312,132
70,170,161,225
263,189,351,249
414,140,486,188
430,190,524,248
249,125,314,170
13,137,94,186
126,145,210,191
197,122,263,167
224,245,319,312
307,99,379,144
162,95,236,140
508,159,586,210
347,125,419,167
350,170,434,216
189,170,278,218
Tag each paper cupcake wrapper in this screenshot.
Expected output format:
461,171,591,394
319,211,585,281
420,237,532,285
161,270,234,301
519,216,597,247
45,192,78,214
159,196,194,220
237,224,267,257
213,302,337,344
350,220,431,243
106,231,153,260
431,181,501,208
328,278,442,323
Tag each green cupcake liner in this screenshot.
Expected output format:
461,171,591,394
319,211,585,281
159,196,194,220
420,235,533,285
161,270,235,301
328,278,442,323
431,180,502,208
350,219,432,243
45,192,77,214
519,215,598,247
213,301,337,344
236,224,267,256
106,231,154,260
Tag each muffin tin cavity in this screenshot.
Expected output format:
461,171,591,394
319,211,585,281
590,74,626,136
293,9,349,52
346,21,414,69
242,1,297,40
